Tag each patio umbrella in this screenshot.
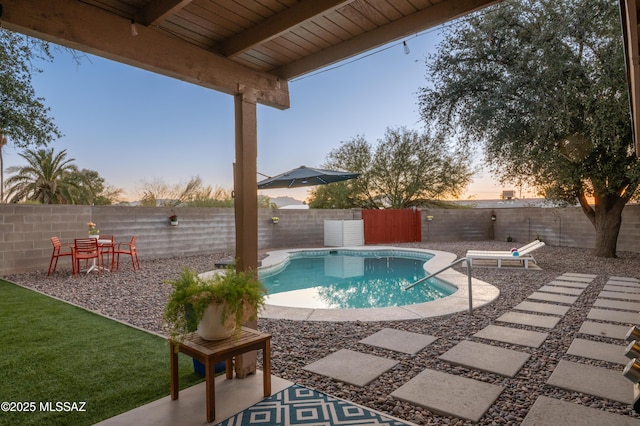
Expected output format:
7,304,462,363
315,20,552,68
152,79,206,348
257,165,359,189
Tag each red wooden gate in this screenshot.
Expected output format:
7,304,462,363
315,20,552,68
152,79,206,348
362,209,422,244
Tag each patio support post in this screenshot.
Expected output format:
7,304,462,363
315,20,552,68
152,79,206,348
234,87,259,273
233,87,259,378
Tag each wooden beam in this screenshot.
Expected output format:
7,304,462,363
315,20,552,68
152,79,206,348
234,88,259,272
622,0,640,156
135,0,194,26
1,0,290,109
273,0,500,79
221,0,352,57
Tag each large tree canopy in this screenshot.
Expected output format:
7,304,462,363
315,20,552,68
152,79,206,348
308,127,472,209
420,0,640,257
0,28,65,201
0,28,62,148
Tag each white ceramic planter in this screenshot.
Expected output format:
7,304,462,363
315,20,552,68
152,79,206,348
196,302,236,340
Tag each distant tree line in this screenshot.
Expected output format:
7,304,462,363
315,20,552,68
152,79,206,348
308,127,472,209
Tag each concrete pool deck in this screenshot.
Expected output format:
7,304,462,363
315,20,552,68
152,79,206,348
257,246,500,322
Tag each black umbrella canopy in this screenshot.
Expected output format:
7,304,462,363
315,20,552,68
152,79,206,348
257,166,359,189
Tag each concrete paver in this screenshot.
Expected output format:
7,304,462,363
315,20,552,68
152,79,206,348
604,284,640,294
555,274,595,282
527,292,578,305
522,396,640,426
611,276,640,283
359,328,437,354
474,325,548,348
439,340,530,377
513,301,569,316
538,285,584,296
587,308,640,325
599,291,640,302
608,280,640,288
496,311,561,329
561,273,597,279
595,299,640,312
303,349,398,387
390,369,503,422
567,338,627,365
547,360,633,404
546,280,590,289
579,321,632,340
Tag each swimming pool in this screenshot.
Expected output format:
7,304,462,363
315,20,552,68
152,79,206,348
259,249,456,309
198,246,500,321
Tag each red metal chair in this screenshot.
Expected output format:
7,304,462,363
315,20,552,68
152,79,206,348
48,236,75,276
98,235,115,271
73,238,101,276
113,235,140,271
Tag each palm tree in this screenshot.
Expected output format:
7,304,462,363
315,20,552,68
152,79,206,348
4,148,86,204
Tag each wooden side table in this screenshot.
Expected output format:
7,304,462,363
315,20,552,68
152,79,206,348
170,327,272,423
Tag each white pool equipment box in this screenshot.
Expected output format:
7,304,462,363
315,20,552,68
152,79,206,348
323,220,364,247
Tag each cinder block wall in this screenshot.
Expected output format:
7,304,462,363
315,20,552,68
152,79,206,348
1,204,638,275
0,204,91,275
490,205,640,252
420,205,640,252
0,205,358,275
421,209,496,242
265,208,362,249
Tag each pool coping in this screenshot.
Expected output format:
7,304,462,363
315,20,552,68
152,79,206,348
256,246,500,322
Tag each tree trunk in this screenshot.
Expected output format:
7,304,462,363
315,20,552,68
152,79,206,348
589,194,627,258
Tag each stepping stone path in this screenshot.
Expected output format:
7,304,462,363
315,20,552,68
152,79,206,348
513,300,570,315
579,321,632,340
302,273,640,423
600,291,640,302
527,291,578,304
359,328,437,354
522,396,640,426
473,324,548,348
547,280,590,289
391,369,503,422
567,338,628,365
438,340,530,377
588,307,640,324
538,285,584,296
547,360,633,404
303,349,399,386
595,299,640,312
496,311,561,329
537,275,640,423
604,284,640,294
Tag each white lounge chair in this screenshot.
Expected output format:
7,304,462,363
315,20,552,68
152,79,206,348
466,241,545,269
466,240,545,256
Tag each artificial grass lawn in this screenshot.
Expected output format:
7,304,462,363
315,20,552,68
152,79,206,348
0,280,203,426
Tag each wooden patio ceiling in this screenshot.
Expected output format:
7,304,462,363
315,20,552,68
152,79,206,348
2,1,638,150
2,0,499,110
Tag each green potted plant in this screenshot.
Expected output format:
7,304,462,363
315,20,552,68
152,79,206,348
162,267,267,344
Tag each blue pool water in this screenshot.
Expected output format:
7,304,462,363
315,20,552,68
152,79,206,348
259,250,456,309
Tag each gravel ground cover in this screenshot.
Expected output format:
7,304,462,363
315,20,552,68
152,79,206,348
6,241,640,425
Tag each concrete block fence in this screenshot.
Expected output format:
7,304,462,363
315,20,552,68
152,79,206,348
0,204,638,275
422,205,640,253
0,205,360,275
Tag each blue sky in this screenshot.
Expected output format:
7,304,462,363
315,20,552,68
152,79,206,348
4,27,508,202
